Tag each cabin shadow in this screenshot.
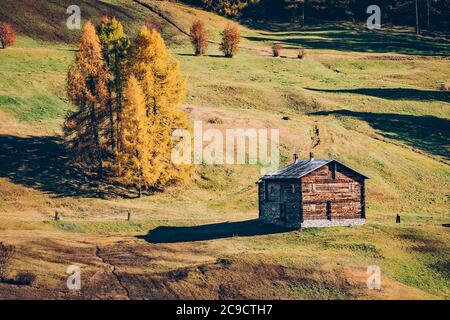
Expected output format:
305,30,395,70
138,219,293,243
0,134,127,198
310,110,450,160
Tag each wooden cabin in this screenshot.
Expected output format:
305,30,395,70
258,152,368,229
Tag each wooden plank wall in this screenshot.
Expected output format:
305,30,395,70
301,163,364,220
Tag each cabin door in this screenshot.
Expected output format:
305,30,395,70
326,201,331,220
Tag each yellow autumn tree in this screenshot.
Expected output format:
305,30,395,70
64,21,109,179
116,76,152,197
127,26,191,188
96,17,130,152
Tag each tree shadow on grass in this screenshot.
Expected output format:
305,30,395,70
310,110,450,160
306,87,450,103
0,134,127,198
243,24,450,56
137,219,293,243
176,53,229,59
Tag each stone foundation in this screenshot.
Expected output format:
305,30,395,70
300,218,366,229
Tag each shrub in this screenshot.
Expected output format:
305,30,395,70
440,83,450,91
0,242,15,280
310,124,320,148
216,257,233,267
190,20,208,56
144,17,161,33
298,46,306,59
15,272,36,286
220,24,240,58
0,23,15,49
207,116,223,124
272,43,282,57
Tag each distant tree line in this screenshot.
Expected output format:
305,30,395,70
180,0,450,33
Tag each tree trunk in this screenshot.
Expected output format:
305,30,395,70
415,0,420,35
426,0,431,31
138,172,142,198
153,97,158,115
86,76,104,180
108,92,115,152
114,52,123,151
303,0,308,27
89,102,103,179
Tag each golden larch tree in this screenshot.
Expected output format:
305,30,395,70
64,21,109,179
96,17,130,152
116,76,152,197
128,26,191,188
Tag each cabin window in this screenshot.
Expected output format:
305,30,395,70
291,184,295,193
264,183,275,203
331,163,336,180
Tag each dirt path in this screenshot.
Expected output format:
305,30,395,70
133,0,189,36
95,245,131,300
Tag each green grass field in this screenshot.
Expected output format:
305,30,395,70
0,0,448,300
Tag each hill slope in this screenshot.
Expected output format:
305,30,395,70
0,0,449,299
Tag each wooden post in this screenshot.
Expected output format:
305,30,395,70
396,214,401,224
127,211,131,221
361,180,366,219
54,211,60,221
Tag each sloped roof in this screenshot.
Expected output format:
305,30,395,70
260,159,368,180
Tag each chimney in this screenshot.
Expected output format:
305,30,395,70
309,151,315,162
293,153,299,163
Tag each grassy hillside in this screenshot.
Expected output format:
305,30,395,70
0,0,183,43
0,0,449,299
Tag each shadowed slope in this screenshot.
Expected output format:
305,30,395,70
243,24,450,56
307,87,450,103
311,110,450,160
0,0,180,43
0,134,124,198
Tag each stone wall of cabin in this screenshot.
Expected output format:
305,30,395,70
258,180,301,228
301,163,364,221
